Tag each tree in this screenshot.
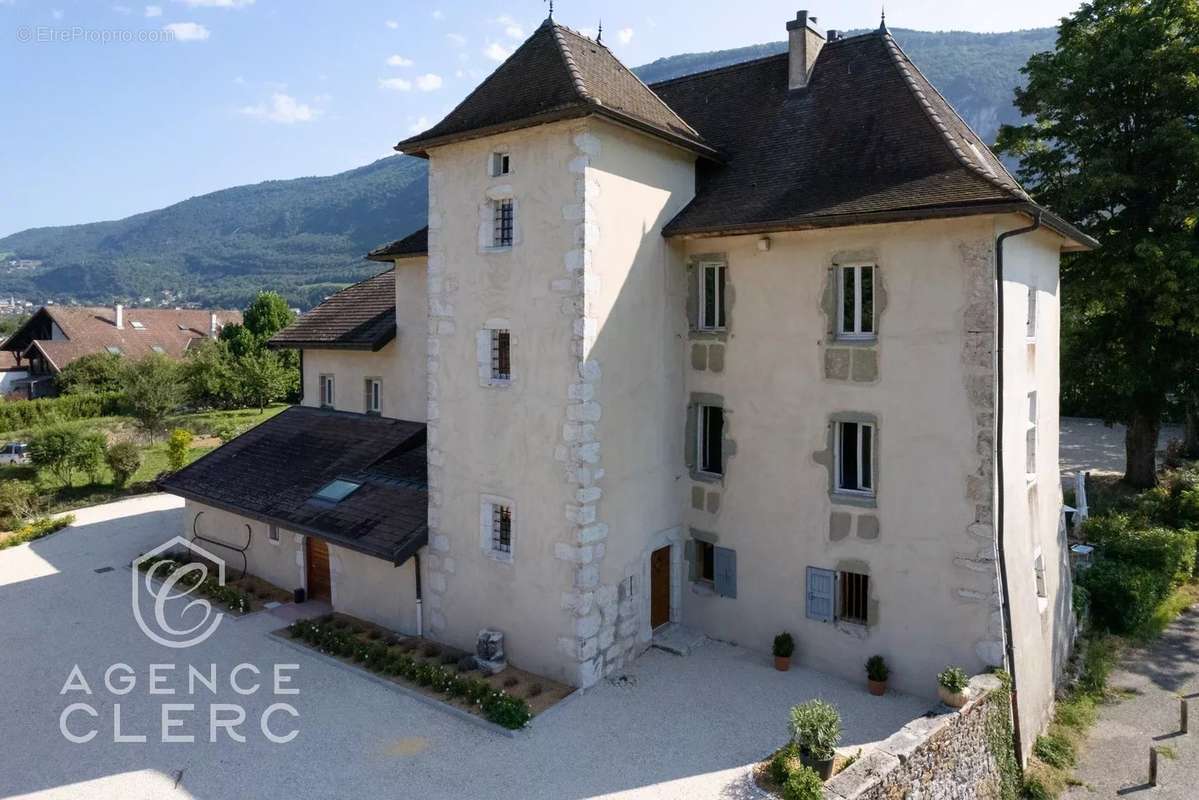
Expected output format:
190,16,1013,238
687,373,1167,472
56,352,124,395
123,354,184,440
105,441,142,487
996,0,1199,487
181,338,241,410
242,291,295,340
29,425,87,485
237,350,295,411
76,430,107,484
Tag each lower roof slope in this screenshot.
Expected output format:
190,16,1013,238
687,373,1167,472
158,406,428,564
367,227,428,262
269,269,396,351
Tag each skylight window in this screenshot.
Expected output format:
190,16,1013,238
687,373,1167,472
313,479,361,503
151,345,165,354
106,346,122,355
130,320,146,330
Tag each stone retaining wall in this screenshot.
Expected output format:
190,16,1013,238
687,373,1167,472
824,674,1008,800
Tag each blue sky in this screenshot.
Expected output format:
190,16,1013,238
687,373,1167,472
0,0,1085,238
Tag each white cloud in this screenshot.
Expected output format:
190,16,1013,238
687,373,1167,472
409,116,430,134
164,21,210,41
431,10,443,20
617,27,633,44
497,15,522,39
483,41,510,62
386,54,413,67
446,32,466,47
384,19,398,29
378,77,412,91
144,4,161,16
239,93,320,124
52,8,64,19
176,0,254,8
415,73,442,91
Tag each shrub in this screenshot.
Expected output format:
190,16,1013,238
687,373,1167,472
788,700,841,760
1083,514,1196,584
56,352,125,395
865,655,889,682
166,428,194,472
781,764,824,800
1078,560,1171,633
1033,733,1075,769
773,632,795,658
769,742,802,785
0,514,75,550
0,392,123,433
123,354,184,439
482,693,532,729
76,430,107,483
0,480,38,525
937,666,969,693
29,424,88,485
105,441,142,487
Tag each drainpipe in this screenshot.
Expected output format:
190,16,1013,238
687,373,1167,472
994,211,1041,767
413,552,423,637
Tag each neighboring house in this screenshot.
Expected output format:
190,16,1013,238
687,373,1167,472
0,304,240,398
0,350,29,398
160,11,1095,761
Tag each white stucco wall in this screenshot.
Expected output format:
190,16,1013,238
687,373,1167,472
328,544,420,635
183,500,304,592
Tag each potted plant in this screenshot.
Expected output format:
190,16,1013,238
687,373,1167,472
937,666,970,708
788,699,841,780
865,655,889,696
773,632,795,671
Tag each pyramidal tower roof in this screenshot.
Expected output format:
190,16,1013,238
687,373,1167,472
395,18,715,158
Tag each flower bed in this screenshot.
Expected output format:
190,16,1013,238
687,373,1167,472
135,554,290,615
281,614,572,730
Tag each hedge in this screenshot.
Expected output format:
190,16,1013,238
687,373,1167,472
0,392,124,433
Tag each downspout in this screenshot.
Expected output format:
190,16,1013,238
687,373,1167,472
994,212,1041,767
413,552,423,637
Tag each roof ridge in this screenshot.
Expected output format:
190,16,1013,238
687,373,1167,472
321,267,395,301
549,22,593,102
880,33,1028,200
648,51,787,88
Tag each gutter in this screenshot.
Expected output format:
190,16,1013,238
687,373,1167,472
994,212,1042,766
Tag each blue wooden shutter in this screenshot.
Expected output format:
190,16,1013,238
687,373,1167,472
806,566,835,622
714,546,737,598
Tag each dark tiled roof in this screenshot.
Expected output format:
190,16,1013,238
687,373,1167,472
0,306,241,371
367,227,428,261
655,32,1038,237
159,406,428,564
395,19,714,158
269,270,396,351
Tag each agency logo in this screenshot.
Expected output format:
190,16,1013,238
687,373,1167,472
132,537,225,649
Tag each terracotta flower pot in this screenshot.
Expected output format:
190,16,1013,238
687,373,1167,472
774,655,791,672
938,685,968,708
867,678,887,696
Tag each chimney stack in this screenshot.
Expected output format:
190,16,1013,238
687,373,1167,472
787,10,825,90
114,303,124,330
209,312,219,338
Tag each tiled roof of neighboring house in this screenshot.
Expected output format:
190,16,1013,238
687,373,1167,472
653,32,1094,248
0,306,241,372
367,227,428,262
268,270,397,352
158,406,428,565
395,18,715,158
0,350,23,371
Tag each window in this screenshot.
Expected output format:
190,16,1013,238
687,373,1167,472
490,152,510,176
1034,552,1047,599
699,262,726,330
365,378,381,414
491,503,512,554
493,198,513,247
698,405,724,476
319,374,335,408
1026,391,1037,476
491,329,511,382
151,345,165,354
690,539,737,598
835,420,874,495
838,570,869,625
106,346,122,355
696,540,715,583
1026,285,1037,340
313,479,361,503
268,525,280,544
130,320,145,331
837,264,875,338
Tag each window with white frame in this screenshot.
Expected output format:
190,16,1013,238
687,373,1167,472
1026,391,1037,476
490,151,510,177
365,377,381,414
491,329,511,382
837,264,876,339
1026,284,1037,340
698,405,724,476
493,198,513,247
319,374,335,408
699,261,726,330
835,420,875,495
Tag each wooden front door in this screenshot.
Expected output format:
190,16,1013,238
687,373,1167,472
306,537,332,601
650,545,671,630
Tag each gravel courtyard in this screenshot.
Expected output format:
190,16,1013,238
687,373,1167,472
0,495,929,800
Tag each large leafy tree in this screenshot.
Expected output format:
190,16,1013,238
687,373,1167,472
997,0,1199,487
55,352,125,395
123,354,184,440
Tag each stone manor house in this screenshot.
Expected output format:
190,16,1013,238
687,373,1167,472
161,10,1095,759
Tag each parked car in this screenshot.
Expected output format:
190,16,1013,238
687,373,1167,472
0,442,31,465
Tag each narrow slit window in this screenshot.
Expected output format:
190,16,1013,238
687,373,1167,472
837,264,876,338
835,420,875,495
1026,391,1037,475
319,374,335,408
493,199,513,247
491,152,510,176
699,405,724,476
699,262,726,330
697,540,715,583
838,571,869,625
1034,553,1047,598
491,504,512,554
491,329,511,382
365,378,381,414
1026,285,1037,339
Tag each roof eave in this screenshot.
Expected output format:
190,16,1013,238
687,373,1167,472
267,331,395,353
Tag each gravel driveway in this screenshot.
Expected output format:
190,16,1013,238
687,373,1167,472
0,494,929,800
